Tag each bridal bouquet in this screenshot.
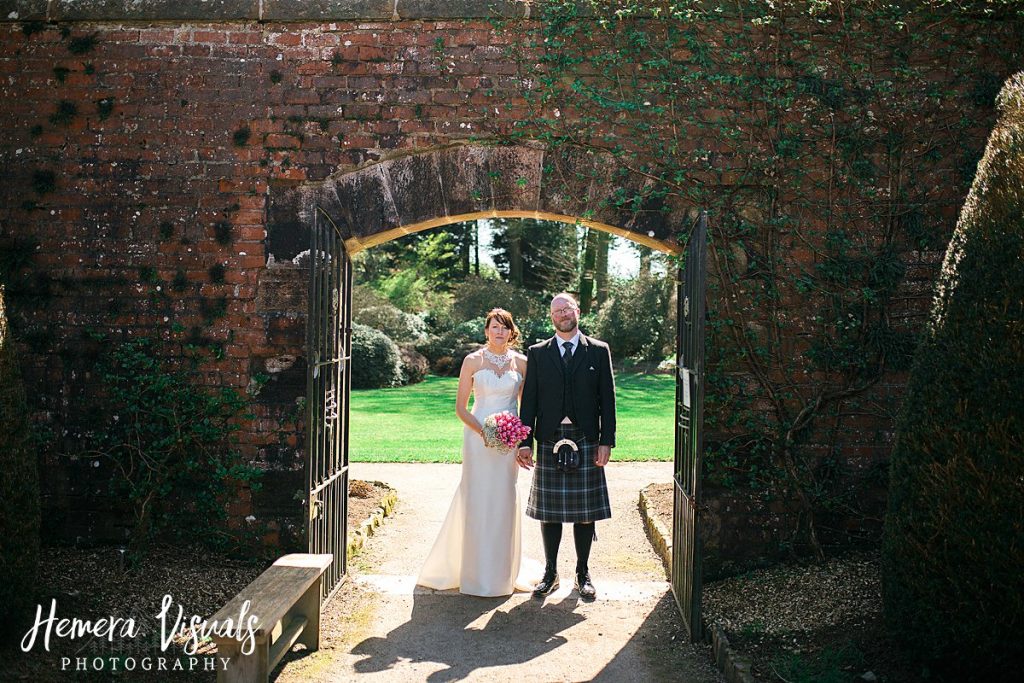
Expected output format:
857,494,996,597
482,411,531,453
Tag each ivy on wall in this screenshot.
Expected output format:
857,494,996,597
496,0,1023,556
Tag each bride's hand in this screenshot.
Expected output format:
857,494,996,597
516,447,534,470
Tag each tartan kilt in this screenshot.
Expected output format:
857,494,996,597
526,424,612,523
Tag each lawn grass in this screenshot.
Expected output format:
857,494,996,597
349,372,675,462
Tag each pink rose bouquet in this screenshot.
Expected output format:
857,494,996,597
482,411,531,453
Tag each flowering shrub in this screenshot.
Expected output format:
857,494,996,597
354,304,428,343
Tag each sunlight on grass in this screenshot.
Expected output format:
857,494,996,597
350,373,675,462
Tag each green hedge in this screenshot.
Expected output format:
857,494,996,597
0,287,40,644
882,72,1024,679
351,323,404,389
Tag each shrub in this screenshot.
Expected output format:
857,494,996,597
351,323,404,389
354,304,428,343
415,320,484,375
592,274,675,361
397,343,430,384
450,275,544,323
517,313,554,346
882,72,1024,679
352,283,390,313
83,336,262,564
0,287,40,644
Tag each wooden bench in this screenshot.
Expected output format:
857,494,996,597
210,553,334,683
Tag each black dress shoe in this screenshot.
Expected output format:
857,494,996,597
575,572,596,600
533,570,559,597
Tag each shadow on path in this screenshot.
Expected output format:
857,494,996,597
350,592,585,682
590,591,713,682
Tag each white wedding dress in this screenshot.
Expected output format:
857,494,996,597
417,364,539,596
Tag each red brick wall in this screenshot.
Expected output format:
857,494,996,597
0,14,1016,551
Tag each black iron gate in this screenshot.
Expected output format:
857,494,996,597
306,207,351,603
672,211,708,640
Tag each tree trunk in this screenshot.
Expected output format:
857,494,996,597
127,491,156,568
509,220,523,286
595,231,611,310
461,223,473,276
638,244,653,277
473,221,480,276
578,228,598,314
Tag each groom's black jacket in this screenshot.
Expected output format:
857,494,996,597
518,333,616,449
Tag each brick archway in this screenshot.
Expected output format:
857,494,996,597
265,143,689,263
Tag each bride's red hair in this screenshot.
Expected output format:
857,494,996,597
484,308,521,349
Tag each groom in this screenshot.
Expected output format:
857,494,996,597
517,293,616,601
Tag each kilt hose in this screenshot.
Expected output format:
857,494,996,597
526,424,612,523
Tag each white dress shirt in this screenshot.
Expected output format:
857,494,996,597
557,331,581,357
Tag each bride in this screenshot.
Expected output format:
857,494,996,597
417,308,536,597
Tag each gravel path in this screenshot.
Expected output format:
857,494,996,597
274,462,723,683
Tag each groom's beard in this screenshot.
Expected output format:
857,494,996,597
554,319,578,333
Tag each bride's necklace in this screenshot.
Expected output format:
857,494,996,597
482,346,511,368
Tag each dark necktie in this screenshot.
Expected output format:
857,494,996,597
561,341,573,365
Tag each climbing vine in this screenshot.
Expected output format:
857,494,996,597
497,0,1022,556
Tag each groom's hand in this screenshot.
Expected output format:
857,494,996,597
517,447,534,470
595,445,611,467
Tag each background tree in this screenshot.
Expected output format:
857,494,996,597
634,243,654,277
593,273,675,362
882,71,1024,679
352,227,473,312
489,218,579,293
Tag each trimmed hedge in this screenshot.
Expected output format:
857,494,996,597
351,323,404,389
882,72,1024,679
0,287,40,644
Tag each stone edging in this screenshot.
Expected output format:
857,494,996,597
637,485,755,683
346,481,398,559
638,485,672,578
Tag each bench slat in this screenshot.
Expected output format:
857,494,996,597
211,554,333,637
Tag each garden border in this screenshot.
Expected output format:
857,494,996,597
346,481,398,559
